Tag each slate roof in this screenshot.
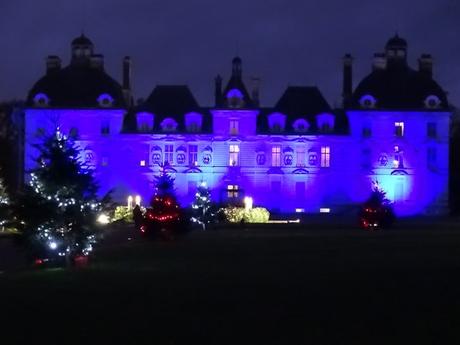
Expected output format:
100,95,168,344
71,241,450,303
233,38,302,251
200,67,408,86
351,65,449,110
257,86,348,134
27,65,126,108
135,85,212,133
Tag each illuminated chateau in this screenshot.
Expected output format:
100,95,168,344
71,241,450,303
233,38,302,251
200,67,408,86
25,34,451,216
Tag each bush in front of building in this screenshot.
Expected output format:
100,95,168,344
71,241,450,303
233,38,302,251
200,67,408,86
218,207,270,223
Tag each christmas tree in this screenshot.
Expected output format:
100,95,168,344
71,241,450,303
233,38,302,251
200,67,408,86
0,172,9,230
15,128,102,262
153,166,176,198
191,181,214,230
366,181,391,207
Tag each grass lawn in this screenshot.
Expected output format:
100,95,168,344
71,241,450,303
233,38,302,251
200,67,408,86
1,224,460,344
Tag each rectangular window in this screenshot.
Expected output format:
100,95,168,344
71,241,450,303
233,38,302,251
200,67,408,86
296,147,305,166
271,181,281,194
395,122,404,137
229,119,239,135
164,144,174,165
320,146,330,167
295,182,305,200
427,122,437,139
229,145,239,166
188,145,198,166
272,145,281,167
101,120,110,135
427,147,437,168
362,127,371,138
227,185,239,198
188,181,197,196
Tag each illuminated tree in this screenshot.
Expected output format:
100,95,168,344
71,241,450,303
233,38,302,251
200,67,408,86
191,181,214,230
0,173,9,230
15,129,102,262
153,166,176,198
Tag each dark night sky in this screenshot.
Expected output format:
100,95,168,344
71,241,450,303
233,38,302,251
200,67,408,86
0,0,459,107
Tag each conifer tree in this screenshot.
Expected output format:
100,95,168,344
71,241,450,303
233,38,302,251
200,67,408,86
154,166,176,198
16,129,102,260
191,181,214,230
0,173,9,230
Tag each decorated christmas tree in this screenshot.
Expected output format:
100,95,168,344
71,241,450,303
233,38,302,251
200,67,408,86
191,181,214,230
153,166,176,198
366,181,391,207
0,172,10,230
15,128,103,262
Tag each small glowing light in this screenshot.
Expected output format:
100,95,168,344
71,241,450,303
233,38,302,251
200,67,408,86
140,160,146,166
49,242,58,250
319,208,330,213
97,214,110,225
295,208,305,213
244,196,253,210
135,195,141,206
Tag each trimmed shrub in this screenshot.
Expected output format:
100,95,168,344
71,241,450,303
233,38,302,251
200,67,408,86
113,206,133,223
219,207,270,223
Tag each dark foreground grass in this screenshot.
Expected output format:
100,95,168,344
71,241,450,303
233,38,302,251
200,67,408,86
1,226,460,344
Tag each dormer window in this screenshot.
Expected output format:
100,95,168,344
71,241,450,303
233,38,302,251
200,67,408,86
395,122,404,137
293,119,310,133
33,93,50,107
268,113,286,133
160,118,178,132
316,113,335,133
359,95,377,109
424,95,441,109
226,88,244,108
97,94,114,107
137,112,154,132
185,112,203,132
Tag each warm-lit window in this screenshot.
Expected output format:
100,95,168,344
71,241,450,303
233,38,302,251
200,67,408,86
188,145,198,166
393,145,403,168
427,122,437,139
320,146,330,167
395,122,404,137
272,145,281,167
140,160,146,167
296,147,305,166
227,185,239,198
164,144,174,165
230,119,239,135
229,145,239,166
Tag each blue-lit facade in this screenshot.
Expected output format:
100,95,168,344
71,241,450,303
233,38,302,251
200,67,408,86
24,34,451,216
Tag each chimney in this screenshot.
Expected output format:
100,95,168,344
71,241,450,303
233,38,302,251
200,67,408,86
251,77,260,107
123,56,132,90
342,54,353,107
214,75,222,107
418,54,433,78
122,56,133,107
46,55,61,74
372,53,387,71
90,54,104,70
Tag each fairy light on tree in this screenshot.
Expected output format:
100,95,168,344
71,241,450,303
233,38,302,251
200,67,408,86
0,171,10,230
15,128,105,263
191,181,214,230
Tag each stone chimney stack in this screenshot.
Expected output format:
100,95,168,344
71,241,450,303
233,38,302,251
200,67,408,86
214,75,222,107
122,56,133,107
372,53,387,71
90,54,104,70
418,54,433,78
251,77,260,107
342,54,353,107
46,55,61,75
